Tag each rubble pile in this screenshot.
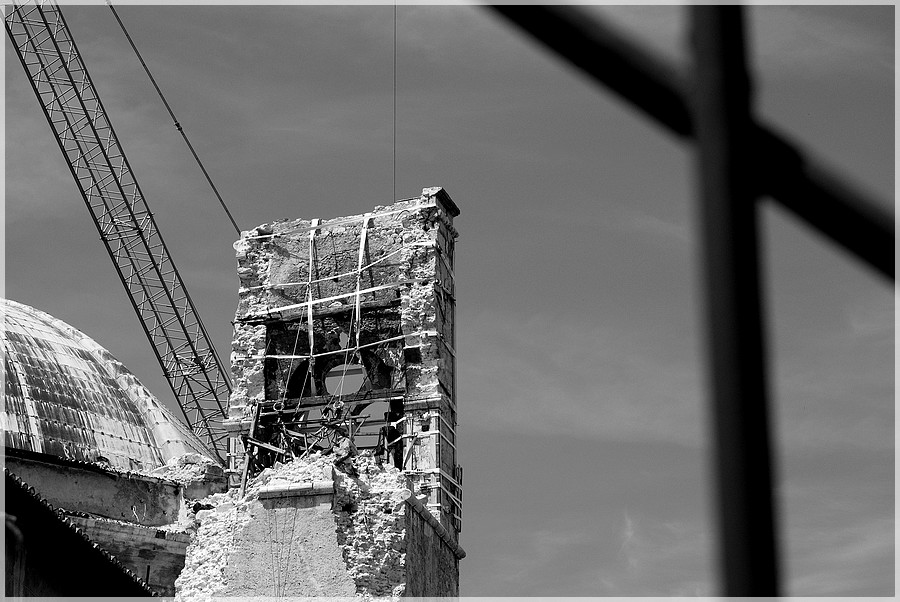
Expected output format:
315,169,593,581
244,451,334,497
148,453,221,486
173,489,248,602
333,453,410,599
173,451,412,600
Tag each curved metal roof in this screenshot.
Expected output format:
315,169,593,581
1,298,215,471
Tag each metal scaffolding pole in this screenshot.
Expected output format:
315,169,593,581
691,7,780,595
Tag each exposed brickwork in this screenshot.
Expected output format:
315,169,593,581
176,453,464,599
197,189,463,597
226,187,461,539
332,455,409,597
405,502,461,597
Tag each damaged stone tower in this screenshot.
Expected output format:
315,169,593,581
216,187,462,597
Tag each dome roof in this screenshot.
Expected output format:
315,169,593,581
1,298,216,471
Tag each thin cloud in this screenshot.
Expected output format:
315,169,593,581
4,94,79,223
587,6,893,80
750,6,894,80
483,523,605,595
602,510,712,596
785,515,894,595
460,309,705,447
618,512,638,571
625,213,692,246
771,292,893,452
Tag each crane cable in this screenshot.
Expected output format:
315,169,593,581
393,2,397,203
106,1,242,235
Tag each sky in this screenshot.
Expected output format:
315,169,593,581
3,3,894,596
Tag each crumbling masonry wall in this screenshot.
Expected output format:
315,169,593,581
405,501,461,597
211,187,462,597
226,187,461,538
174,453,463,599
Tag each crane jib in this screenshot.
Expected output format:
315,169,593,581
5,3,232,463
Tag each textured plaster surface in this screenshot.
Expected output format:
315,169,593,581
175,452,462,599
200,189,461,598
226,189,460,539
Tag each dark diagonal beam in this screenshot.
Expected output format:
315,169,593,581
489,5,894,280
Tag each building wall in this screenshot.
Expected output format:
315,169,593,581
5,451,182,527
405,502,461,597
176,454,465,599
69,515,190,597
5,470,155,597
223,493,357,597
226,187,461,539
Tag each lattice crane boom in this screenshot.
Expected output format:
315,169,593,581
5,3,232,462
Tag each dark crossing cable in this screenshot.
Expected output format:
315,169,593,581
106,1,242,235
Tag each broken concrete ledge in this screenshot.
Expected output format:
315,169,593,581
256,479,335,499
402,490,467,560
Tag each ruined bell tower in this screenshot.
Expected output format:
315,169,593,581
214,187,462,596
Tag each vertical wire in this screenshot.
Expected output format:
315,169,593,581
106,1,241,235
393,2,397,202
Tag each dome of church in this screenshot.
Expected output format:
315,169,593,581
1,298,216,471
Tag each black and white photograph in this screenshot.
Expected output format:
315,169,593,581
3,3,894,597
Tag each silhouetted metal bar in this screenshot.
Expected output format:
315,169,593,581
753,125,893,277
489,6,894,280
691,7,780,595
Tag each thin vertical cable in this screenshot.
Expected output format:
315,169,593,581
393,3,397,202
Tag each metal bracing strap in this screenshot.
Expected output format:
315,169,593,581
246,278,430,319
393,429,455,451
240,241,433,292
435,242,456,284
435,467,463,491
410,466,464,492
404,492,466,559
424,503,463,527
422,481,463,510
438,333,456,358
238,329,442,362
354,214,371,350
306,218,319,395
424,411,457,441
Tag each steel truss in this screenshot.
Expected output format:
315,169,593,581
5,3,231,461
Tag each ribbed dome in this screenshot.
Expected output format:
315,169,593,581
1,298,216,471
